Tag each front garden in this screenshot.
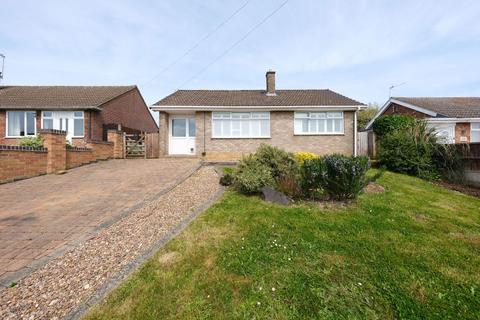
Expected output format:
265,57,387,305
84,147,480,319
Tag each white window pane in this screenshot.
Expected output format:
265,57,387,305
43,111,53,118
318,119,326,132
172,119,186,137
43,118,53,129
253,112,269,119
222,120,231,136
310,119,317,132
295,112,308,119
26,112,35,135
74,111,83,118
294,119,302,133
260,120,269,136
302,119,309,132
232,113,241,119
472,123,480,130
213,120,222,136
251,120,260,136
471,130,480,143
8,111,24,136
188,118,195,137
334,119,342,132
232,120,241,136
74,118,83,136
328,112,342,118
327,119,333,132
213,112,229,119
241,120,249,137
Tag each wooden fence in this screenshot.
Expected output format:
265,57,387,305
458,143,480,171
357,130,376,158
146,133,159,159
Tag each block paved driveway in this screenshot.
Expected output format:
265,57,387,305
0,158,200,286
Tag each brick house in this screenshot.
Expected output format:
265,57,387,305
366,97,480,143
151,71,365,160
0,85,158,146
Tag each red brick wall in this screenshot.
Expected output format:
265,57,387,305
66,149,94,169
0,147,48,183
98,88,158,133
383,103,430,118
87,140,114,160
455,123,470,143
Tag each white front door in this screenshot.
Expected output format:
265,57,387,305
169,116,196,155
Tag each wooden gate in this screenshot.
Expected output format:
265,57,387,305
145,133,160,158
357,131,369,156
125,133,146,158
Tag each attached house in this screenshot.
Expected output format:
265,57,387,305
151,71,365,160
0,85,158,146
366,97,480,143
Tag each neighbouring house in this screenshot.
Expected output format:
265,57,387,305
366,97,480,144
151,70,365,160
0,85,158,146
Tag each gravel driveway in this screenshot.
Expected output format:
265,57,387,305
0,164,221,320
0,158,200,287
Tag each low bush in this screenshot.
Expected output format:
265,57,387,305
276,175,302,199
322,154,370,200
372,115,415,137
232,155,274,194
294,151,318,165
302,155,370,200
255,144,299,180
19,135,43,148
219,167,235,186
301,157,326,199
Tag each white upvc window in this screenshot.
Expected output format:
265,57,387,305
73,111,84,137
471,123,480,143
294,111,344,135
212,112,270,138
6,111,36,137
41,111,84,138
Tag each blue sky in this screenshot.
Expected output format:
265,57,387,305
1,0,480,108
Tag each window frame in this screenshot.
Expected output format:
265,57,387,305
72,111,85,138
5,110,37,138
471,122,480,143
40,111,85,138
294,111,344,135
211,111,270,139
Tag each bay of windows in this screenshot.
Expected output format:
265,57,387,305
294,112,344,134
212,112,270,138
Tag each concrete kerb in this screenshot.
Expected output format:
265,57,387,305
66,176,224,320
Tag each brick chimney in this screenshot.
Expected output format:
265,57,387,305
266,70,276,96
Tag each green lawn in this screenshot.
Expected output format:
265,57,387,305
85,171,480,320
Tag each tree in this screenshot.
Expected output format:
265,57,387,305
357,103,379,130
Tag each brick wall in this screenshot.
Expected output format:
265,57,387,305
0,146,48,183
455,122,470,143
99,88,158,133
159,110,355,160
87,140,114,160
383,103,430,118
66,148,94,169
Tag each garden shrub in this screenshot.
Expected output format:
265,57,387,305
255,144,299,180
19,135,43,148
294,151,318,164
372,115,415,136
378,120,457,180
301,157,327,199
232,155,274,194
322,154,370,200
276,175,302,199
219,167,235,186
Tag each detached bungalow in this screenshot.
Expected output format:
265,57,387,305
151,71,365,160
0,85,158,146
366,97,480,143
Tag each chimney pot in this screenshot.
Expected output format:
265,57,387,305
266,70,276,96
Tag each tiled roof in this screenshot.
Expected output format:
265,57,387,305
393,97,480,118
0,85,136,109
153,89,363,107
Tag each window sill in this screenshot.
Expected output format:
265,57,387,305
5,135,37,139
294,133,345,136
211,136,271,139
